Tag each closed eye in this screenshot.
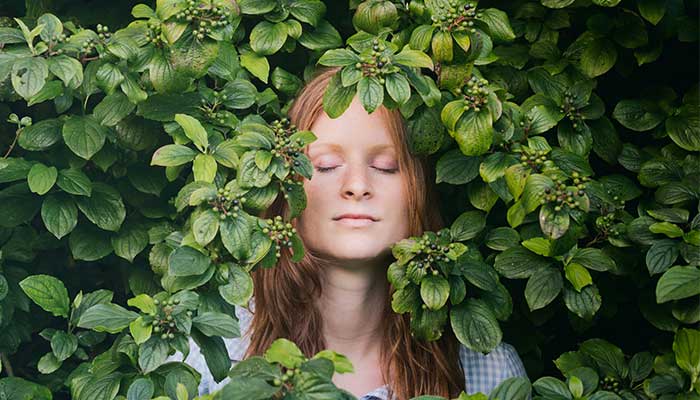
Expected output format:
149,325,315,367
314,166,398,174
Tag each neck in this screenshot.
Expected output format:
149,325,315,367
316,257,389,358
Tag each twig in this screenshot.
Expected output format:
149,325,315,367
1,352,14,376
2,128,21,159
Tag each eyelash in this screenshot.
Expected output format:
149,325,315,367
315,166,398,174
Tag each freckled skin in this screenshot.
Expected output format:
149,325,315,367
296,96,410,264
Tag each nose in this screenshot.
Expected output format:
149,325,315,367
340,163,372,200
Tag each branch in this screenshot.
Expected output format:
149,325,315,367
0,352,14,376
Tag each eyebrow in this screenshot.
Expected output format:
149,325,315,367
310,143,395,153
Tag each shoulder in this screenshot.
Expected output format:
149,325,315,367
458,341,529,395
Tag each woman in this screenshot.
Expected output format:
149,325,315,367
168,67,529,400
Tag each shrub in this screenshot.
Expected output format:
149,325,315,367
0,0,697,399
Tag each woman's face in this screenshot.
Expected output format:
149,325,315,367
296,96,410,264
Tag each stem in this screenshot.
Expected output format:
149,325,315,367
2,127,22,159
0,353,14,376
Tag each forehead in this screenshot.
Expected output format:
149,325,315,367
307,97,396,155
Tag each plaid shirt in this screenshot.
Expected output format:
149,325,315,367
166,300,530,399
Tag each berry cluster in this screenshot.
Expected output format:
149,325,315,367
175,0,233,40
95,24,111,40
599,376,623,395
595,195,626,236
199,91,229,124
272,367,301,386
145,21,163,46
430,1,479,32
269,118,306,171
559,90,584,129
455,76,489,112
151,298,191,340
355,38,391,81
262,216,297,258
209,188,247,220
406,233,456,285
540,172,590,211
80,37,99,54
519,150,550,172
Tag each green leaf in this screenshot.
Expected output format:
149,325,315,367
19,274,70,318
436,150,479,187
139,337,169,373
264,338,305,368
75,183,125,232
409,24,436,51
646,239,680,275
431,30,453,62
672,328,700,380
479,8,516,42
220,216,252,260
579,339,628,379
193,154,217,183
93,92,135,127
656,266,700,303
48,55,83,89
56,168,92,196
193,210,220,246
96,63,125,94
174,114,208,152
385,73,411,105
51,331,77,362
649,221,684,238
323,71,356,118
289,0,326,26
41,193,77,239
193,312,240,338
250,21,288,56
666,106,700,151
111,225,148,262
126,313,157,342
441,100,466,132
68,224,114,261
168,246,211,277
77,303,139,333
151,144,197,167
570,248,615,272
221,79,258,109
127,378,155,400
27,163,57,195
612,99,664,131
564,263,593,292
298,20,342,51
18,118,62,151
393,48,434,69
579,38,617,78
539,204,570,239
240,47,270,83
62,115,107,160
37,352,61,374
494,246,550,279
357,76,384,114
11,57,48,100
450,299,502,353
638,0,666,25
318,48,360,67
525,267,563,311
219,264,254,307
452,108,494,156
563,284,601,320
420,275,450,310
238,0,276,14
451,210,486,241
489,377,532,400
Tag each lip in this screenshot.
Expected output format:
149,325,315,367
334,214,378,221
333,214,378,228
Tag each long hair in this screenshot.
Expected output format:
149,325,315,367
244,67,465,399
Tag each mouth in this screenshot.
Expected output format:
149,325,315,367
333,214,378,227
